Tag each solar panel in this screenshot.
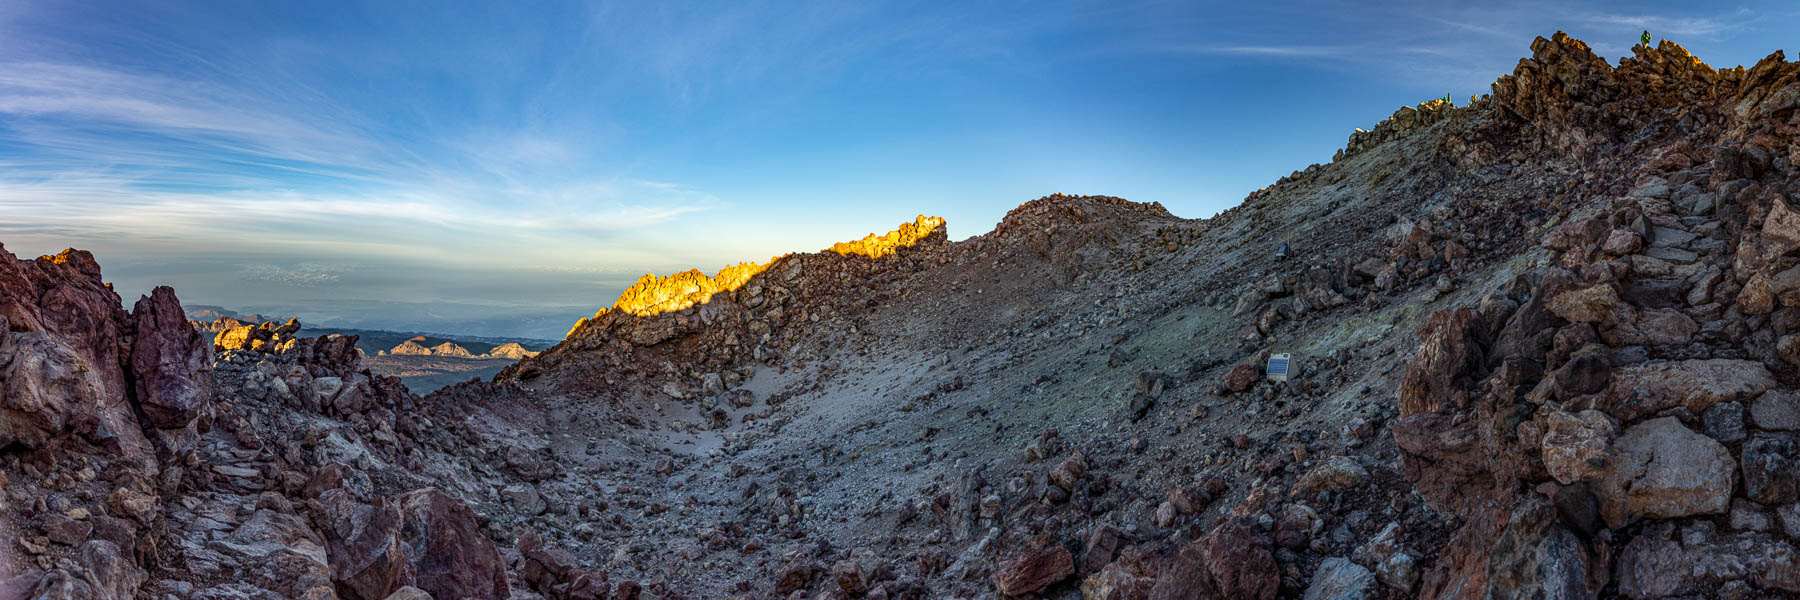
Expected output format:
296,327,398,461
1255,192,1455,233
1266,353,1291,382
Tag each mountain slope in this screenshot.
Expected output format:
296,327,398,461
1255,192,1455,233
436,33,1800,597
1,32,1797,600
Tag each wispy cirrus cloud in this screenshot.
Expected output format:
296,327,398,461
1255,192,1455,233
0,3,718,278
1577,11,1753,37
1167,45,1358,58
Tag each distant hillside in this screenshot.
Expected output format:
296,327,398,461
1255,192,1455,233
486,342,537,359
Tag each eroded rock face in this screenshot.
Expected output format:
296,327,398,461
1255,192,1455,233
1398,308,1486,417
130,286,212,428
0,246,145,455
1597,417,1736,528
1617,523,1800,598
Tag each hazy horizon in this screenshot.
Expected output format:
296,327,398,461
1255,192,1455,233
3,0,1796,338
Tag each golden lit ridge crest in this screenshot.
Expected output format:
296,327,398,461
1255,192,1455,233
566,215,946,334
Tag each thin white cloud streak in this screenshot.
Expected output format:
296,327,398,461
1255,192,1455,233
1171,45,1357,57
0,177,716,269
1137,3,1768,94
0,51,716,273
1577,12,1749,37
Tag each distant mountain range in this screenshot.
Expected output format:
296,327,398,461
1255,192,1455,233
186,305,553,393
182,298,591,340
381,338,538,360
185,304,557,357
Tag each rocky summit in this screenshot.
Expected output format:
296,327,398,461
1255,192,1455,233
3,32,1800,599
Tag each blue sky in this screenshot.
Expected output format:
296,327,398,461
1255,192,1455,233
0,0,1795,338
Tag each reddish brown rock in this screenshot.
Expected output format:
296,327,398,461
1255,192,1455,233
1547,284,1628,324
1740,271,1776,316
1617,524,1800,597
1765,196,1800,253
1078,525,1124,576
1220,363,1260,394
1601,229,1643,255
1083,563,1154,600
1297,456,1368,495
775,560,818,594
1541,409,1616,484
1149,517,1275,600
993,537,1074,596
832,560,867,596
1604,359,1775,422
517,532,580,596
129,286,211,428
1541,215,1608,254
1167,487,1209,515
1398,308,1486,416
1049,451,1089,491
0,246,146,455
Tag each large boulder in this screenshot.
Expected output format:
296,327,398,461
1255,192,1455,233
1481,500,1597,600
1149,517,1276,600
1547,284,1628,324
1597,417,1737,528
993,536,1073,596
319,488,509,600
1617,524,1800,598
215,317,302,353
1604,360,1775,422
129,286,211,428
0,246,146,456
212,509,336,598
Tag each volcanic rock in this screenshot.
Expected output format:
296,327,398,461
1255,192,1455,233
1597,417,1736,528
130,286,212,428
319,488,509,600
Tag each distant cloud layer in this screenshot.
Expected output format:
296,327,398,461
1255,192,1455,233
240,263,345,286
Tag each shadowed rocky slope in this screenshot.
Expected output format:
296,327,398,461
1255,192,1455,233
3,32,1800,599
